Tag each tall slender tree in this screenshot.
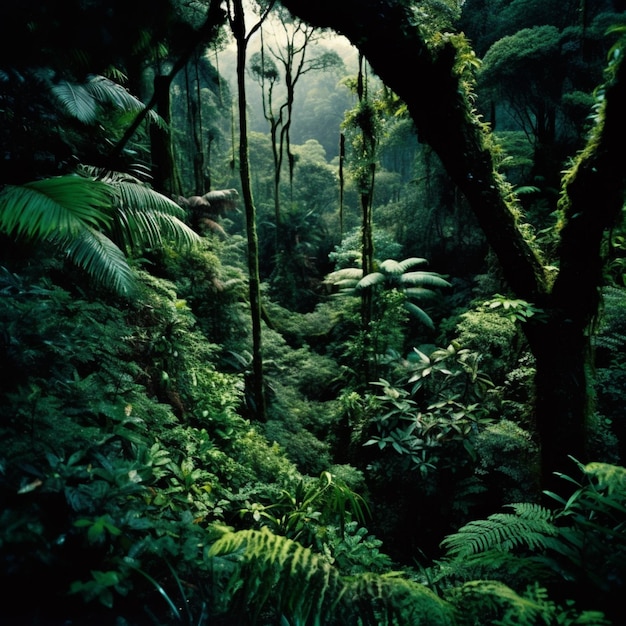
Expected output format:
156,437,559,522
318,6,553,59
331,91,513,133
341,54,379,384
250,9,342,255
226,0,276,421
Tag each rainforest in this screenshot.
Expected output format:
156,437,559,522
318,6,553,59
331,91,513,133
2,0,626,624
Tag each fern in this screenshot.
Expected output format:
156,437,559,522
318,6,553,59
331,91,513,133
344,572,455,625
447,580,553,626
430,549,553,591
440,503,558,559
208,528,458,625
583,461,626,496
209,527,343,625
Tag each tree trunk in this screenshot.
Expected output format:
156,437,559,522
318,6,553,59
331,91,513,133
110,0,226,170
231,0,267,421
280,0,626,489
150,74,181,196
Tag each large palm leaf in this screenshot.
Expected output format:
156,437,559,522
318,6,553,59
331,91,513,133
104,176,200,250
57,227,138,295
52,74,165,127
0,175,113,239
0,171,200,295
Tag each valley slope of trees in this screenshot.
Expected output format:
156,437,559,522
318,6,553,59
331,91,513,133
2,0,626,624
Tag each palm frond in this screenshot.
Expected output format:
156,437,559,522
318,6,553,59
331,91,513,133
331,280,359,291
400,272,451,289
0,176,113,239
325,267,364,283
57,227,137,295
85,75,164,127
51,81,100,124
357,271,386,289
404,287,437,300
404,301,435,330
109,181,201,250
379,258,403,274
396,257,428,272
52,75,165,127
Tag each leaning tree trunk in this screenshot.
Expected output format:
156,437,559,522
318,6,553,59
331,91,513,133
280,0,626,491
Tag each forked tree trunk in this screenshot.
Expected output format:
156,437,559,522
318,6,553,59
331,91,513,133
281,0,626,491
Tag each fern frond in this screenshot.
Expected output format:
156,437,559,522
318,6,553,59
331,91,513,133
447,580,552,626
343,572,455,626
433,549,554,589
209,528,458,625
440,503,557,559
208,527,344,625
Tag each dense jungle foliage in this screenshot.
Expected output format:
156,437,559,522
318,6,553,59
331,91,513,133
2,0,626,624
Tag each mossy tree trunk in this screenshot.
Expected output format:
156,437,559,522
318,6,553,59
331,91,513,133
228,0,274,421
281,0,626,491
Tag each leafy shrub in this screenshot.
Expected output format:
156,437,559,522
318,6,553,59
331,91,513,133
452,305,523,384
